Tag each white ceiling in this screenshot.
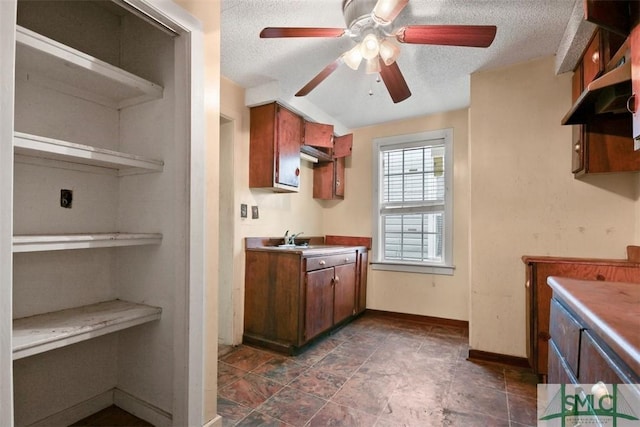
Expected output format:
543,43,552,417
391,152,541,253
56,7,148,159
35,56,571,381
221,0,578,131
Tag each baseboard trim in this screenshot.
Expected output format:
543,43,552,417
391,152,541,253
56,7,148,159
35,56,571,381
467,349,531,369
203,414,224,427
113,388,172,427
364,309,469,330
28,390,114,427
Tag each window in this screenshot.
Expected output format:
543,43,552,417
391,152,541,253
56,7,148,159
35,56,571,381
372,129,454,275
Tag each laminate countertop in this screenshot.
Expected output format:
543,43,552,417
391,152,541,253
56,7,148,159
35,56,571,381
547,276,640,376
246,244,365,255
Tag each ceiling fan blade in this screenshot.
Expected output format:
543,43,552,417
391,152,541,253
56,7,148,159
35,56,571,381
260,27,345,38
372,0,409,24
378,58,411,103
396,25,497,47
295,58,342,97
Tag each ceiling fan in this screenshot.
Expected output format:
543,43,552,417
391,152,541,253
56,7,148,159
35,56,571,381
260,0,497,103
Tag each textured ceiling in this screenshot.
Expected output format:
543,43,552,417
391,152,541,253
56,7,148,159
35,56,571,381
221,0,578,132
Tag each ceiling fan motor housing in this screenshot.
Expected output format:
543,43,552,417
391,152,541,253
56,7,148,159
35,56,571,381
342,0,380,37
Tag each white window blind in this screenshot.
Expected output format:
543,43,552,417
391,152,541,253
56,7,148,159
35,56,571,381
373,129,453,274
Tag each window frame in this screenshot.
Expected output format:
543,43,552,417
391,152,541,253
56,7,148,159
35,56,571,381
371,128,454,275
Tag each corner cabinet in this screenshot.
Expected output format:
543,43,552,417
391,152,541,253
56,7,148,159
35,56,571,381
243,244,367,354
250,102,302,192
1,1,205,426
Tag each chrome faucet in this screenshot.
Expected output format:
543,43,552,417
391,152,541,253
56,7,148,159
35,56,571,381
283,230,303,245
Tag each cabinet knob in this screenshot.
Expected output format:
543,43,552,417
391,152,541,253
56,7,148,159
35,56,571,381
319,260,326,265
295,167,300,177
344,257,350,262
525,280,530,289
574,142,580,153
334,276,340,283
591,51,599,64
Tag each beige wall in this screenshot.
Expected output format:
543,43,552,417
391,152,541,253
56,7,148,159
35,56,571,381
173,0,220,424
468,56,639,357
322,110,471,321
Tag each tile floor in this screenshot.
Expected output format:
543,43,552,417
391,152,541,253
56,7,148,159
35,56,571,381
217,313,539,426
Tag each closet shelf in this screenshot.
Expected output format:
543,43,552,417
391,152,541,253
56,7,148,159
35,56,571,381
15,25,163,109
13,233,163,253
13,299,162,360
14,132,164,174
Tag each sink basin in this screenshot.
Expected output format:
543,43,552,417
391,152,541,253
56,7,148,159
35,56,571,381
277,244,313,249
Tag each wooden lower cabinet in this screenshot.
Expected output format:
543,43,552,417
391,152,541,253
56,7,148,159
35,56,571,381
522,254,640,379
244,246,365,354
547,278,639,389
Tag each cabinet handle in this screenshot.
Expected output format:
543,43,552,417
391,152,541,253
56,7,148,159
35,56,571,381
591,51,599,64
627,94,636,114
525,280,530,289
334,276,340,283
295,167,300,177
344,257,350,262
319,260,326,265
574,142,580,153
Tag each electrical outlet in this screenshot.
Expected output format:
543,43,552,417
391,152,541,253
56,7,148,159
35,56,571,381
240,204,247,218
60,189,73,209
251,205,259,219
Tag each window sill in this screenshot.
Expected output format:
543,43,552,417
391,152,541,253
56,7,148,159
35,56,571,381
370,262,455,276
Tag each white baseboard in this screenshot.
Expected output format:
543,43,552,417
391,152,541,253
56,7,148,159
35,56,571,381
28,390,114,427
26,387,173,427
203,414,223,427
113,388,172,427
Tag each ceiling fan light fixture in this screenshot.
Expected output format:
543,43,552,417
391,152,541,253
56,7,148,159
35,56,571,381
343,44,363,70
365,57,381,74
360,33,380,60
372,0,409,25
379,39,400,65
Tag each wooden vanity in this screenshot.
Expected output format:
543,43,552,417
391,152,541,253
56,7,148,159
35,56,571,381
547,276,639,390
244,236,369,354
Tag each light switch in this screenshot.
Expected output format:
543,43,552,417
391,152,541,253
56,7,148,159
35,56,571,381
240,204,247,218
251,205,259,219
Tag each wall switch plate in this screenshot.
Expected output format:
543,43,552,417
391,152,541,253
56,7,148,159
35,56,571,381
251,205,259,219
60,189,73,208
240,204,247,218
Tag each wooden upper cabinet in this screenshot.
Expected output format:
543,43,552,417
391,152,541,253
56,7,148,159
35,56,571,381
632,23,640,143
584,0,632,37
303,121,334,148
333,133,353,158
313,157,344,200
249,102,302,192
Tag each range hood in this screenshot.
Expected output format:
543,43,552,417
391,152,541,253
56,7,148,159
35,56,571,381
562,60,631,125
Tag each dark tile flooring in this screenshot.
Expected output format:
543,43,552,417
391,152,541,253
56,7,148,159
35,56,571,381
217,313,539,426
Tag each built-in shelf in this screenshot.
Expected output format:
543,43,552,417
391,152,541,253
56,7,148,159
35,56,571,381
15,25,163,109
13,233,163,253
13,299,162,360
14,132,164,174
300,144,333,163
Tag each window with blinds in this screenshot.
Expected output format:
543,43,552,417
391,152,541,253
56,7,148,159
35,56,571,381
373,129,453,274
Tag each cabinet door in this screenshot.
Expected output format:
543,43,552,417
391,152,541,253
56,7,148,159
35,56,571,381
632,24,640,142
356,250,368,314
582,30,602,88
305,268,334,341
334,157,345,198
333,134,353,158
304,121,333,148
578,330,628,385
333,263,356,324
275,105,302,188
548,340,577,384
313,160,334,199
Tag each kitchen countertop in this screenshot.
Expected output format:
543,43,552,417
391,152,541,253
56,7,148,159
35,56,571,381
246,244,365,255
547,276,640,376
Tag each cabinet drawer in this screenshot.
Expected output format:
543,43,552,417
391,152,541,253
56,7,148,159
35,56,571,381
578,330,628,385
549,299,582,376
306,253,355,271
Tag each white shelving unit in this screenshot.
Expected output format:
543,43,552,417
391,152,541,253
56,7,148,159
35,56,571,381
13,233,163,253
13,300,162,360
14,132,164,175
15,25,163,109
2,1,206,425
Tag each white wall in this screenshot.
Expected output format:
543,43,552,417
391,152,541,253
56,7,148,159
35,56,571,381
468,56,639,357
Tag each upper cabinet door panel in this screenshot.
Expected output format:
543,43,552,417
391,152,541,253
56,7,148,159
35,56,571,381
275,105,302,188
304,121,333,148
333,134,353,158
